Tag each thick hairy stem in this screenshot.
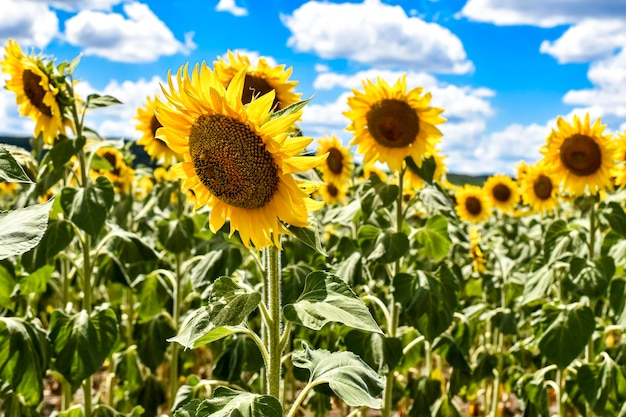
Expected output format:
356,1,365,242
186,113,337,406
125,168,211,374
266,244,282,399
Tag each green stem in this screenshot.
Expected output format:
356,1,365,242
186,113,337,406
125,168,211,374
266,244,282,399
589,203,596,260
285,380,322,417
556,368,565,417
169,253,183,408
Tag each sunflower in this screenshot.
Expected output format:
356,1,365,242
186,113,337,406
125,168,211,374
515,160,529,182
455,185,491,224
612,131,626,187
469,227,486,273
344,74,445,172
483,174,519,214
91,147,135,194
136,95,182,166
540,113,615,196
361,162,389,183
214,50,301,110
1,39,68,144
318,181,347,205
156,63,326,249
316,134,353,185
520,162,559,214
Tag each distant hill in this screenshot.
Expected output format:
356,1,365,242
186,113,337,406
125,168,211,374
1,136,490,186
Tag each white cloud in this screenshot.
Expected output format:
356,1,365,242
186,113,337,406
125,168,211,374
75,76,164,139
29,0,123,11
282,0,473,74
0,73,35,137
0,0,59,48
460,0,626,27
219,49,277,67
215,0,248,16
64,2,196,63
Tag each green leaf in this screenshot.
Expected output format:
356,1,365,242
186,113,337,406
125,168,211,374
414,214,451,260
0,199,53,260
157,216,195,254
433,395,462,417
173,387,282,417
170,277,261,349
292,342,384,409
0,146,32,183
283,270,382,333
408,376,442,417
537,303,595,369
54,405,85,417
112,346,144,395
368,231,409,264
48,308,119,389
543,219,574,262
269,96,312,120
213,335,264,383
286,216,328,257
86,93,123,109
0,264,16,308
132,272,172,321
18,264,54,295
135,312,176,372
48,136,86,169
61,176,114,237
578,358,621,415
92,404,144,417
191,247,243,299
406,155,437,184
522,264,555,306
601,201,626,237
344,330,403,373
0,318,50,406
21,219,74,272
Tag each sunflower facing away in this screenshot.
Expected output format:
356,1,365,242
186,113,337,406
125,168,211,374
214,50,301,110
540,113,615,196
520,162,559,214
483,174,520,214
1,39,68,144
455,185,491,224
344,74,445,172
316,134,353,185
156,63,326,249
136,95,182,166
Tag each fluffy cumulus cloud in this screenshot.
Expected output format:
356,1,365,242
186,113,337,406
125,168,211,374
0,0,59,48
75,76,164,139
282,0,473,74
0,73,36,137
64,2,196,63
215,0,248,16
29,0,123,11
460,0,626,27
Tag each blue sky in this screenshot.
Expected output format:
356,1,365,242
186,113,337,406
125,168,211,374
2,0,626,175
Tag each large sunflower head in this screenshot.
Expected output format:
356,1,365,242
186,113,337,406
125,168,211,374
316,134,354,185
344,74,445,172
520,162,559,214
156,63,326,249
540,113,615,196
455,185,491,224
214,50,301,111
483,174,519,214
1,39,69,144
136,95,182,166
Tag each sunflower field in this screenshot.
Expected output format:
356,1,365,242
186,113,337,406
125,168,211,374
2,38,626,417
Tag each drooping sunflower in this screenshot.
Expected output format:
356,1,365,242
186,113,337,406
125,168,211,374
316,134,353,185
483,174,520,214
520,162,559,214
1,39,68,144
136,95,182,166
469,227,486,274
214,50,301,110
156,63,326,249
344,74,445,172
455,185,491,224
612,131,626,187
318,181,347,205
540,113,615,196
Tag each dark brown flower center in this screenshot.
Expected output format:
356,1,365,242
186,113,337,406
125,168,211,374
559,134,602,176
366,99,419,148
534,175,553,200
103,151,121,176
326,148,344,175
242,74,280,110
327,183,338,197
492,183,511,202
150,115,162,138
22,69,52,117
465,196,482,216
189,113,279,209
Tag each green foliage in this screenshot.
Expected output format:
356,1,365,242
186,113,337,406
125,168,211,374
0,199,53,260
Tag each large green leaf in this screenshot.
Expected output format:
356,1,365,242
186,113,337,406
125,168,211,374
18,264,54,295
414,214,451,260
344,330,403,373
521,263,555,306
408,376,442,417
291,342,384,409
173,388,282,417
21,219,74,272
368,231,409,264
0,318,49,406
170,277,261,349
0,199,53,260
86,93,123,109
135,312,176,372
132,272,172,321
0,264,16,308
543,219,575,262
157,216,195,253
601,201,626,238
577,357,623,416
283,270,382,333
286,215,328,257
113,346,144,395
537,303,594,369
0,146,32,183
213,335,264,384
48,308,119,389
191,246,243,299
61,176,114,237
406,155,437,184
